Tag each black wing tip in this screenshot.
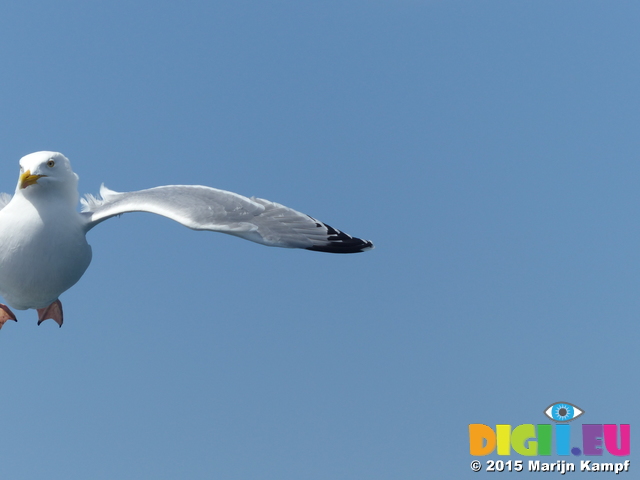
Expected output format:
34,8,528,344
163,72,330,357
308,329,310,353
306,241,374,254
305,221,374,254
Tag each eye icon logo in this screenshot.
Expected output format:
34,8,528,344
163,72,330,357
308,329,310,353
543,402,584,422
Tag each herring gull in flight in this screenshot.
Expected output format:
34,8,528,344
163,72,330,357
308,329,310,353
0,151,373,328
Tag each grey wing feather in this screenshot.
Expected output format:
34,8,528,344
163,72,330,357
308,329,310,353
80,185,373,253
0,193,12,211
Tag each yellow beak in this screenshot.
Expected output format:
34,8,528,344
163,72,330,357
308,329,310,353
19,170,46,189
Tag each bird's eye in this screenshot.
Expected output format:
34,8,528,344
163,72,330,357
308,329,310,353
543,402,584,422
47,159,55,168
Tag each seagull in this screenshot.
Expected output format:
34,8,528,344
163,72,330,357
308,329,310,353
0,151,373,329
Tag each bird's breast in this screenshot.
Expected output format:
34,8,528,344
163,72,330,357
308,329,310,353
0,201,92,309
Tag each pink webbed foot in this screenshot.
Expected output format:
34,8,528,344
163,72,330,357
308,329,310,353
37,300,63,328
0,304,17,329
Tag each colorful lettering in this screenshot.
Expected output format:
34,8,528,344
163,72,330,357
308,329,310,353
512,424,537,456
556,424,571,455
604,424,630,456
537,424,552,455
469,424,495,456
583,424,604,456
469,423,630,457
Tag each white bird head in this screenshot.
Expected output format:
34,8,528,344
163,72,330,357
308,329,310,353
16,151,79,204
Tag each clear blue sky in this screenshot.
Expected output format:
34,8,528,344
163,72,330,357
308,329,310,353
0,1,637,478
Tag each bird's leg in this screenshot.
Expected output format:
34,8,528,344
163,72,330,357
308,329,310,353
37,300,63,327
0,304,17,328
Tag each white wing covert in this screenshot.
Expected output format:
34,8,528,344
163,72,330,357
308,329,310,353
80,185,373,253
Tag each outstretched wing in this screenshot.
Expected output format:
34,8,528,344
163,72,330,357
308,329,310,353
80,185,373,253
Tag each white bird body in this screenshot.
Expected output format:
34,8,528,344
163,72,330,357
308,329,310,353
0,191,91,310
0,151,373,328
